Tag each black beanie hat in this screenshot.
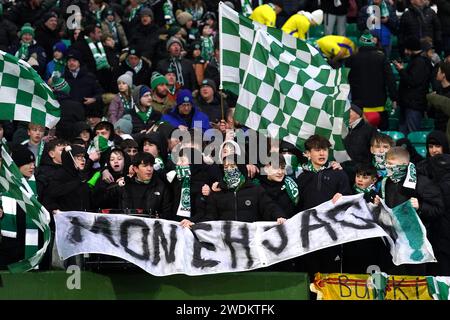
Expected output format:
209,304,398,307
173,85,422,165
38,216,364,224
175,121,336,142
350,103,363,117
11,145,35,167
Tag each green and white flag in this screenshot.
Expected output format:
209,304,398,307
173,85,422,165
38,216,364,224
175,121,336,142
0,50,60,128
219,2,327,96
0,142,51,272
240,0,253,17
427,276,450,300
234,30,350,161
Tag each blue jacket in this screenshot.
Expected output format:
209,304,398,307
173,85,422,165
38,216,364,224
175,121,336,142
162,105,211,132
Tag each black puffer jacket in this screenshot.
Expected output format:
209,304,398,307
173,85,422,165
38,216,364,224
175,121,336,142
258,175,299,218
296,167,352,211
416,130,449,178
347,46,398,107
399,5,442,51
34,23,60,63
54,92,86,141
46,147,92,211
344,119,378,164
205,180,286,223
398,53,432,111
120,175,173,219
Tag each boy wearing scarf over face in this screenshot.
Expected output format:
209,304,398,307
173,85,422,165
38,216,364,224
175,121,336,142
295,135,352,276
370,132,395,190
381,146,444,275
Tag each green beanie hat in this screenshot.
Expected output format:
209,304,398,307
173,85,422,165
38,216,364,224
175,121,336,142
20,23,35,38
359,30,375,47
150,72,168,90
51,77,71,95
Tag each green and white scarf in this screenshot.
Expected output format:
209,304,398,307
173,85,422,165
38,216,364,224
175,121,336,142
224,167,246,191
135,105,152,123
163,0,175,25
175,165,191,218
85,36,110,71
126,58,143,74
0,175,39,265
301,160,331,173
119,93,133,111
128,4,143,22
372,153,386,171
281,176,299,205
21,140,45,167
382,163,417,198
354,183,375,194
15,41,31,60
201,35,214,61
154,156,165,171
51,58,66,79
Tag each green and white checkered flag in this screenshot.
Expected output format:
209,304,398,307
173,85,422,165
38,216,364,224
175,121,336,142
235,30,350,161
0,142,51,272
0,50,60,128
427,276,450,300
219,2,327,96
240,0,253,17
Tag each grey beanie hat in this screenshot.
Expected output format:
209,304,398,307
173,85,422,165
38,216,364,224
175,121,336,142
114,114,133,135
166,36,183,51
117,71,133,88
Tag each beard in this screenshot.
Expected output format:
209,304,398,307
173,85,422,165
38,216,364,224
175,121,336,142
155,89,168,99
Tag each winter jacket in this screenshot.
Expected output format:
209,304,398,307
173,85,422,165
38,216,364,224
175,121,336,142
427,93,450,143
0,18,17,52
64,66,104,109
34,23,61,63
170,163,221,222
347,46,398,108
321,0,349,15
162,105,211,132
259,175,299,218
157,57,197,91
120,175,172,219
46,150,92,211
128,22,161,63
398,53,432,112
249,4,277,27
114,59,152,87
194,93,228,124
296,166,352,211
205,180,286,222
358,3,399,45
129,107,162,134
101,20,128,50
8,41,47,76
399,5,442,52
416,130,449,178
429,86,450,133
344,119,378,164
54,92,86,141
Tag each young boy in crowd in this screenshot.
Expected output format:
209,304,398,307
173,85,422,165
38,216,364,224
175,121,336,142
381,147,444,275
370,132,395,189
120,139,139,161
21,123,46,167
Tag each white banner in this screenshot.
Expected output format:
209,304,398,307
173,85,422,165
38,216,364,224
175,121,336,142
54,195,436,276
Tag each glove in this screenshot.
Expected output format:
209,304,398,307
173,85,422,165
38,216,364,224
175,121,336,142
27,56,39,67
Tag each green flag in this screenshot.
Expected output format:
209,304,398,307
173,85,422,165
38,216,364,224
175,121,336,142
0,50,60,128
219,3,327,96
234,30,350,161
0,142,52,272
427,276,450,300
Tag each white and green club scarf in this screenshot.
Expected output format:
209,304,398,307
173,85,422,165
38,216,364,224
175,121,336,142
175,165,191,218
85,36,110,71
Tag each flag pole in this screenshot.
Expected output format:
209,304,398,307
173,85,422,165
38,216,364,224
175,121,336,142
219,2,224,120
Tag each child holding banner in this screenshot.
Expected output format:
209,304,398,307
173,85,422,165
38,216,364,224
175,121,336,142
381,146,444,275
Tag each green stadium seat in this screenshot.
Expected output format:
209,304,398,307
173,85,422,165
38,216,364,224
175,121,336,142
407,131,430,145
415,145,427,158
346,24,360,37
421,118,435,131
382,131,405,141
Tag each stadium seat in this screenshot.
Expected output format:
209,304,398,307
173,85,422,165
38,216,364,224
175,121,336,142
407,131,430,145
388,118,399,130
421,117,435,131
346,24,360,37
382,131,405,141
415,145,427,158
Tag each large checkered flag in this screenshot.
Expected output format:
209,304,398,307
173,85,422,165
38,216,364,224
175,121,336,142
0,50,60,128
219,2,327,96
0,142,52,272
235,30,351,162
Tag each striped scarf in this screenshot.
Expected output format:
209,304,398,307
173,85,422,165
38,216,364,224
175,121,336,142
15,41,31,60
21,140,45,167
201,35,214,61
0,175,39,264
85,36,110,71
175,165,191,218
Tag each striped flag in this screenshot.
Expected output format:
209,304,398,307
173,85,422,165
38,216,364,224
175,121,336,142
0,142,51,272
235,30,350,161
0,50,60,128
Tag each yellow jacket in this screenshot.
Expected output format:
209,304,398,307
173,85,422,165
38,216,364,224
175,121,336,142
282,14,311,40
316,35,356,59
249,4,276,27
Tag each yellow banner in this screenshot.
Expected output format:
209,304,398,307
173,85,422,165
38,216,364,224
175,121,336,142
311,273,433,300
